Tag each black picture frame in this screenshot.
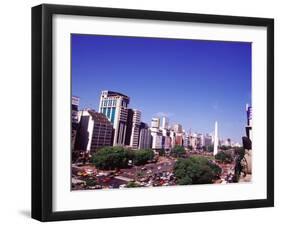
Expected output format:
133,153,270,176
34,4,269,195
32,3,274,222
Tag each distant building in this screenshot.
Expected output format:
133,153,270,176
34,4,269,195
245,104,252,141
151,117,160,129
175,134,183,146
169,130,176,148
183,135,189,148
138,122,152,149
161,117,169,129
213,121,219,155
173,124,183,133
163,136,171,150
234,142,242,148
162,127,171,150
204,133,213,147
125,109,141,149
188,133,197,149
99,90,130,146
75,110,113,153
150,128,163,150
196,133,204,149
71,96,80,150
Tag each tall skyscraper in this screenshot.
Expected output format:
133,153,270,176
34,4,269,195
99,91,130,146
161,117,169,129
71,96,80,150
138,122,152,149
169,130,176,148
75,110,113,153
150,129,163,150
150,117,163,150
125,109,141,149
213,121,219,155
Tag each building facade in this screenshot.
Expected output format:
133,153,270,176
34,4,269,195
71,96,80,150
99,90,130,146
204,133,213,147
138,122,152,149
151,117,160,129
161,117,169,129
125,109,141,149
150,128,163,150
75,110,113,153
173,123,183,133
245,104,252,141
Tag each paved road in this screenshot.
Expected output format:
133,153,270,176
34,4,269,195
120,158,176,180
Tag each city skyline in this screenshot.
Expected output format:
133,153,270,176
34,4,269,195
72,34,251,142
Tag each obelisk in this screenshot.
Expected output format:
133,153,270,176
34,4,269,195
213,121,218,155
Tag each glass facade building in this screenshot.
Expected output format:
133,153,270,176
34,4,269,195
99,91,130,146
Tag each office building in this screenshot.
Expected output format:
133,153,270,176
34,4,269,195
196,133,204,149
173,123,183,133
99,90,130,146
175,134,183,146
71,96,80,150
125,109,141,149
204,133,213,147
169,130,176,148
138,122,152,149
161,117,169,129
75,110,113,153
245,104,252,141
150,129,163,150
151,117,160,128
213,121,219,155
188,132,197,149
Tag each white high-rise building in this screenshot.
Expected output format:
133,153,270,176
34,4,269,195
150,117,163,150
99,90,130,146
129,109,141,149
151,117,160,128
161,117,169,129
169,130,176,148
150,128,163,150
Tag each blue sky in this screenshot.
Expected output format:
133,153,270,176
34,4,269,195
72,34,251,143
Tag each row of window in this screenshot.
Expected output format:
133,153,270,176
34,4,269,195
102,99,117,107
101,107,116,123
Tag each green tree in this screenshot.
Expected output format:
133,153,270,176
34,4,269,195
133,149,154,165
171,145,186,158
85,178,97,187
92,146,133,170
173,156,222,185
215,151,233,163
220,145,231,150
234,147,245,158
178,175,192,185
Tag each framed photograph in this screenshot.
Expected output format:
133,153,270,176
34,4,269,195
32,4,274,222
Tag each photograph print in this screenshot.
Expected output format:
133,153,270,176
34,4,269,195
71,34,252,191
